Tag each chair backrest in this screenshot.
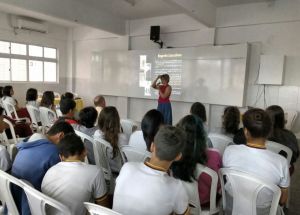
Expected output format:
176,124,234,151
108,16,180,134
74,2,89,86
56,109,63,117
39,107,57,132
128,130,147,151
84,202,122,215
120,145,151,163
22,181,71,215
120,119,138,138
0,170,22,215
219,168,281,215
208,133,233,155
3,101,18,119
181,164,219,215
285,110,298,130
26,105,41,128
3,118,18,145
266,140,292,165
74,130,94,164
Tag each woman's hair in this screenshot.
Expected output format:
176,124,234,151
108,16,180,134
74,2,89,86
3,85,13,97
61,92,74,100
40,91,55,108
98,106,121,158
243,108,271,139
266,105,285,130
141,109,164,151
190,102,207,122
161,74,170,83
79,106,98,128
172,115,207,182
223,106,240,134
0,86,3,98
26,88,38,102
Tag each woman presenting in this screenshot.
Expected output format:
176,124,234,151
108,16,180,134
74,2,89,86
151,74,172,125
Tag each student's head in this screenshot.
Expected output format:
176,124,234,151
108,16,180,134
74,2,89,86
223,106,240,134
266,105,285,130
26,88,38,102
243,108,271,141
61,92,74,100
3,85,13,97
40,91,55,108
79,106,98,128
172,115,207,182
141,109,164,151
60,98,76,116
98,106,120,157
190,102,207,122
160,74,170,84
0,86,3,98
58,133,86,161
152,125,185,162
94,95,106,108
46,121,75,144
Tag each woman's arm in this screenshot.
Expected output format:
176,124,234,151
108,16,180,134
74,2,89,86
159,85,172,99
151,75,161,89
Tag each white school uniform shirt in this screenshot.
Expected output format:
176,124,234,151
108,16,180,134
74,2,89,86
113,162,189,215
0,145,11,171
42,162,107,215
223,144,290,207
2,96,16,113
128,130,147,151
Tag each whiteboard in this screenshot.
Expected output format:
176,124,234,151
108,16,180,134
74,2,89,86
93,44,248,106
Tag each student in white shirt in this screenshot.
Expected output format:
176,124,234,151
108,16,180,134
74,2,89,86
42,133,108,215
223,108,290,213
113,125,190,215
0,107,11,171
94,106,128,174
26,88,39,107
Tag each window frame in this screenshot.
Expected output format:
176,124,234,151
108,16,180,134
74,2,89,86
0,40,58,83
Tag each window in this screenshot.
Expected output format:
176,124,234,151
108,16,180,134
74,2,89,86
0,40,58,83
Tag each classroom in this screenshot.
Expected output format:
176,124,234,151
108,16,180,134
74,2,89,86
0,0,299,214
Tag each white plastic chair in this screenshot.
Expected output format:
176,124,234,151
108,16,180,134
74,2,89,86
84,202,122,215
128,130,147,151
56,108,63,117
120,145,151,162
284,110,298,130
182,164,219,215
266,141,292,165
3,101,29,122
120,119,138,139
0,169,22,215
39,107,57,133
208,133,233,155
74,130,94,164
219,168,281,215
26,105,42,132
22,180,72,215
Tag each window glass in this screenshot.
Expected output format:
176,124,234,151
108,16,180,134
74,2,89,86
44,62,57,82
29,60,43,82
0,41,10,54
44,47,56,59
11,59,27,81
0,58,10,81
11,43,26,55
29,45,43,57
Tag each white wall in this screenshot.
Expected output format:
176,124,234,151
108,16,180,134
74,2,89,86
215,0,300,132
0,11,69,106
72,14,214,123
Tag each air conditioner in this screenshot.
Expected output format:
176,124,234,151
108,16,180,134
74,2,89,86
12,17,48,33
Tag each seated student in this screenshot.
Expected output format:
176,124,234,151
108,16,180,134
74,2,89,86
222,106,246,145
94,106,128,174
40,91,56,111
2,85,31,120
57,98,78,125
26,88,38,107
61,92,75,100
0,107,11,172
171,115,222,206
73,106,98,164
190,102,213,148
11,121,75,215
94,95,106,118
266,105,299,172
113,125,190,215
223,108,290,213
42,133,108,215
129,109,164,152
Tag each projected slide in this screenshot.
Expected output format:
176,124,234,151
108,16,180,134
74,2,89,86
139,53,183,97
